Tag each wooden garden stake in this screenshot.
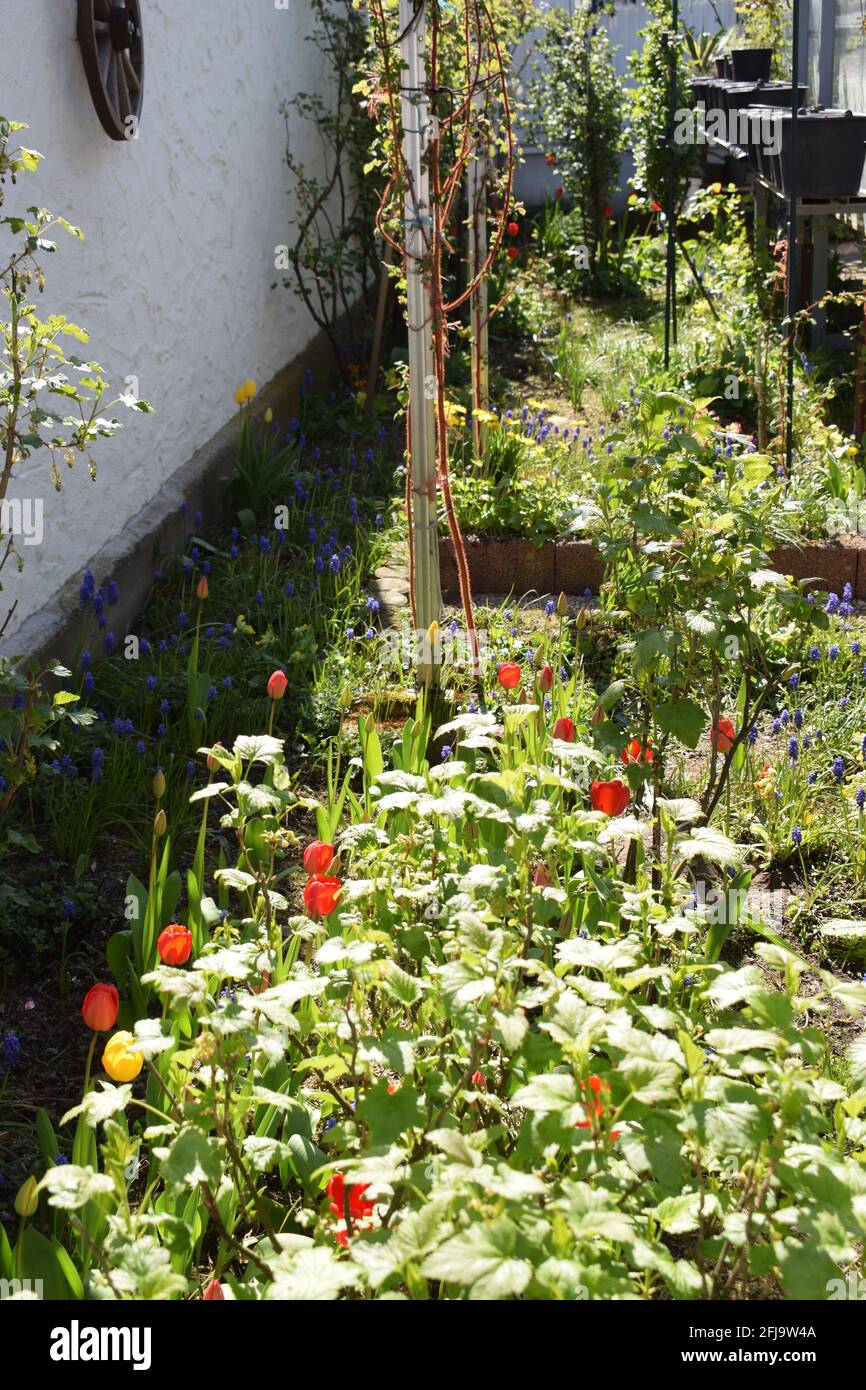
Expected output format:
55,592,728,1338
467,103,490,467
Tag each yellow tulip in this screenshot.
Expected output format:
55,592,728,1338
152,769,166,800
264,407,273,424
243,379,257,401
15,1175,39,1218
234,386,246,406
103,1031,144,1083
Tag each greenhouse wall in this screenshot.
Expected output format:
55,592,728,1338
0,2,334,651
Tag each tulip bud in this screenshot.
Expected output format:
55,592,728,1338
264,407,274,425
591,703,605,728
532,645,544,670
152,769,166,800
103,1031,144,1083
81,983,119,1032
14,1175,39,1219
154,808,167,839
471,1071,487,1090
267,669,288,701
206,742,223,774
203,1279,225,1301
196,575,209,602
537,664,553,693
556,592,568,617
576,608,589,629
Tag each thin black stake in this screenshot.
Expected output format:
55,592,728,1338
785,0,801,474
664,0,679,369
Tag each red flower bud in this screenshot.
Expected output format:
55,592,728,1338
303,875,343,917
267,669,288,700
303,840,334,875
506,245,519,260
471,1070,487,1089
203,1279,225,1300
555,186,564,199
196,575,209,601
157,923,193,966
590,780,631,817
546,154,555,166
552,716,575,742
711,718,735,754
507,221,520,237
533,862,552,888
81,984,119,1033
497,662,521,690
537,664,553,693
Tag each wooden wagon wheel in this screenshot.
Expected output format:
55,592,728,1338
77,0,145,142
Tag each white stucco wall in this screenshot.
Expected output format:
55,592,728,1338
1,0,333,644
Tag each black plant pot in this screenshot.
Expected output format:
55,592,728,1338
714,57,732,79
749,106,866,197
730,48,773,82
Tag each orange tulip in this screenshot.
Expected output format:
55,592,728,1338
552,716,575,742
157,923,193,966
711,718,735,754
196,575,209,601
81,984,119,1033
497,662,521,690
622,737,653,765
590,780,631,817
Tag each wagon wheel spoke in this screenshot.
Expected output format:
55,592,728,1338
115,51,132,122
122,48,141,95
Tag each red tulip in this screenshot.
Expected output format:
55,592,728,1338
603,204,614,218
590,780,631,817
497,662,521,690
546,154,555,166
507,221,520,237
196,575,209,601
651,199,662,213
81,984,119,1033
552,716,575,742
533,862,552,888
157,923,193,966
537,664,553,693
303,875,343,917
711,718,735,755
202,1279,224,1301
471,1070,487,1089
576,1075,621,1140
506,245,519,261
303,840,334,875
327,1173,376,1245
267,669,288,700
554,187,564,199
621,737,653,765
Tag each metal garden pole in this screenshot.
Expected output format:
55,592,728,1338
785,0,801,475
399,0,442,638
467,98,490,467
664,0,679,369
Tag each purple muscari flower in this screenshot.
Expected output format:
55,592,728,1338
62,899,76,920
135,740,146,758
440,745,452,762
157,723,167,738
185,761,195,777
826,593,840,615
747,725,758,746
794,709,803,730
139,638,150,657
146,675,158,692
843,582,853,603
771,718,781,735
80,650,91,671
91,747,105,784
230,545,239,561
83,672,95,696
254,590,263,606
346,627,355,640
107,580,119,606
365,627,375,640
787,736,799,762
829,645,840,661
807,770,818,784
1,1032,20,1072
194,511,202,529
191,546,201,562
285,582,295,598
178,611,188,628
852,641,861,656
780,710,789,727
113,717,134,737
79,570,96,607
329,553,341,574
223,676,233,689
808,646,821,661
857,788,866,811
839,696,850,708
833,756,845,783
791,826,802,847
366,597,380,614
104,632,115,655
789,673,799,690
208,686,218,703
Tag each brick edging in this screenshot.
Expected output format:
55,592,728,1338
438,535,866,599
